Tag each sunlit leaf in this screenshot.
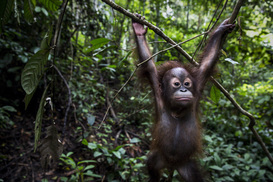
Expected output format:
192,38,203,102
84,165,95,171
87,143,97,150
77,160,96,165
130,138,141,143
87,38,111,52
221,49,227,57
31,0,36,6
112,151,121,159
39,0,62,11
210,84,220,103
87,114,96,126
84,170,101,178
209,165,223,171
225,58,239,65
82,139,88,146
93,151,102,158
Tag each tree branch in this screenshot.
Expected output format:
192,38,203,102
101,0,273,164
229,0,244,23
99,32,208,128
101,0,197,65
53,65,71,139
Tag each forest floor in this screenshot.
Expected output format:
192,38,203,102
0,111,89,182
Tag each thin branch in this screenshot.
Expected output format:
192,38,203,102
53,65,72,138
53,0,69,49
99,31,208,128
137,31,209,67
102,0,273,164
192,0,227,60
229,0,244,23
210,78,273,164
51,0,69,138
106,89,119,123
72,103,86,132
101,0,197,65
99,67,138,128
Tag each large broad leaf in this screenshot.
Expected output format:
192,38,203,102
210,84,221,103
39,0,62,12
24,0,34,22
23,30,52,109
24,87,37,110
34,85,49,152
85,38,110,53
21,49,50,94
0,0,14,33
39,125,63,168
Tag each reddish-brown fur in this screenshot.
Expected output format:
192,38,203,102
132,14,235,182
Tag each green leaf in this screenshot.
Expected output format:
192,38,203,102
88,38,110,52
24,0,34,22
0,0,14,33
113,145,124,151
130,137,141,143
34,85,49,151
87,142,97,150
209,165,223,171
41,7,48,16
21,49,50,94
24,87,37,110
31,0,37,6
41,29,52,50
221,49,227,57
77,160,96,165
244,153,250,160
66,152,73,157
112,151,121,159
204,135,213,143
2,106,17,112
210,84,221,103
222,164,234,170
63,157,76,169
84,170,101,178
93,151,102,158
119,50,132,64
82,139,88,146
119,171,129,180
84,165,95,171
87,114,96,126
235,130,242,137
39,0,62,11
39,125,63,168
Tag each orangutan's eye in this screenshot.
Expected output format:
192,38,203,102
174,82,180,87
183,78,192,87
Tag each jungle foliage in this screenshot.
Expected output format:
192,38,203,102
0,0,273,181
